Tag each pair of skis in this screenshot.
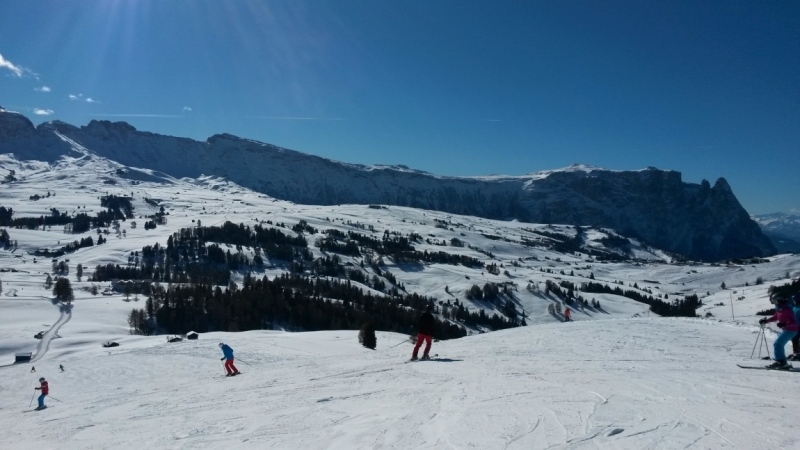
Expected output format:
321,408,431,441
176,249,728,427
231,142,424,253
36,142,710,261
737,364,800,372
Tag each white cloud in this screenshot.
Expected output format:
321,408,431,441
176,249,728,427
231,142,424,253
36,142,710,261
35,86,51,93
183,106,192,112
0,52,23,77
33,108,54,115
69,94,80,100
85,97,99,103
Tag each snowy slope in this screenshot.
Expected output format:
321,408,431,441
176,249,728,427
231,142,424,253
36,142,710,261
2,151,800,448
2,320,800,449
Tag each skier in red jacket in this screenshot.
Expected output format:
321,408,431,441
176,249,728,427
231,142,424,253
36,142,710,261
564,308,572,322
35,377,48,410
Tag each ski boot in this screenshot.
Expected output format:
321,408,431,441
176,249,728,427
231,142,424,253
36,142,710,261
410,355,418,361
766,360,791,370
420,354,431,361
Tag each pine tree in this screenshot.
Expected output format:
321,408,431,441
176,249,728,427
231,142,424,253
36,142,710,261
76,263,83,281
358,322,377,349
53,277,74,304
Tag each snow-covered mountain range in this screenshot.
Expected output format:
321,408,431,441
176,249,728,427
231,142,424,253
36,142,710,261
753,212,800,253
0,108,774,261
2,111,800,448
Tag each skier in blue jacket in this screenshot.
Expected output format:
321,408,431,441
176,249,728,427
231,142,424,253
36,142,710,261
790,295,800,361
219,343,240,376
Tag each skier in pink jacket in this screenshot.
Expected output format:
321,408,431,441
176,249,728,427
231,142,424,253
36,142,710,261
759,292,799,369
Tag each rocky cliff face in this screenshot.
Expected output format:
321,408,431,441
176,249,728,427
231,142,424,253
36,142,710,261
0,110,776,260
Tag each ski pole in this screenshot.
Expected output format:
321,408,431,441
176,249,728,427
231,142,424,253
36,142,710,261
751,325,763,359
389,339,410,349
48,396,63,403
29,390,36,407
762,325,771,359
235,359,251,366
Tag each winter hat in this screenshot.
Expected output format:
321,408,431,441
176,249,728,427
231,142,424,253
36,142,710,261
218,343,224,348
39,377,45,382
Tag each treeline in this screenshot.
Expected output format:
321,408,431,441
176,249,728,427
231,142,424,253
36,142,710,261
93,221,312,285
0,195,134,232
317,229,483,267
580,281,701,317
35,236,104,258
133,273,468,340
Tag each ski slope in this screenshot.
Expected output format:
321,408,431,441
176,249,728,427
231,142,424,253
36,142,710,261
2,153,800,448
2,320,800,449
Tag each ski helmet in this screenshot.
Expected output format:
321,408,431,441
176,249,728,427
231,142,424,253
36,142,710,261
771,292,788,305
39,377,45,382
218,343,224,348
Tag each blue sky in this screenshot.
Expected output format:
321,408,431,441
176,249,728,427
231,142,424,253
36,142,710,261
1,1,798,214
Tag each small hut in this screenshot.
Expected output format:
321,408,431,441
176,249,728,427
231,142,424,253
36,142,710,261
15,352,32,363
186,332,199,340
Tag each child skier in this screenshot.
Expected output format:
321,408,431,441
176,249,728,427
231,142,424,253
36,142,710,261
411,305,436,361
759,293,799,369
34,377,48,410
218,343,240,376
564,308,572,322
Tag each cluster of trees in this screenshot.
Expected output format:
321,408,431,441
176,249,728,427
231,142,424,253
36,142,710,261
35,236,97,258
318,229,483,267
93,222,312,286
0,228,10,247
135,273,467,339
580,281,701,317
0,207,73,229
1,195,134,233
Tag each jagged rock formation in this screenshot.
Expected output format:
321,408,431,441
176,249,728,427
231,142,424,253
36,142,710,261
0,109,776,260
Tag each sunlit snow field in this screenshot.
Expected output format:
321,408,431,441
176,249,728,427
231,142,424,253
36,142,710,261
1,153,800,448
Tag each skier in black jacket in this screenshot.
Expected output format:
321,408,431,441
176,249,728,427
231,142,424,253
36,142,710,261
411,304,436,360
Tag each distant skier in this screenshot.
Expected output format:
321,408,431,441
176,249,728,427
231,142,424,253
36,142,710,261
218,343,240,376
759,293,799,369
59,364,65,372
34,377,48,410
30,366,35,373
564,308,572,322
411,305,436,361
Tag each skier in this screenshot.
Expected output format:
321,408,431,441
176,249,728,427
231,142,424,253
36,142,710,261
34,377,48,410
564,308,572,322
30,366,35,373
59,364,65,372
411,304,436,361
790,295,800,361
759,292,799,369
218,343,240,376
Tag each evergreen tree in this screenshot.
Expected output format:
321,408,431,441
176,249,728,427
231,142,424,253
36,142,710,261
359,322,377,349
53,277,74,304
76,263,83,281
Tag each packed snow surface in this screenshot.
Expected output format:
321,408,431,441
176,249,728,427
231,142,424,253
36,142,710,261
2,321,800,449
1,153,800,448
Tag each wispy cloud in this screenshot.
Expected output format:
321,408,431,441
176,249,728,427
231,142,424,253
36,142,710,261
0,52,23,77
183,106,192,112
83,113,182,118
34,108,54,115
69,93,99,103
245,116,346,121
35,86,51,93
